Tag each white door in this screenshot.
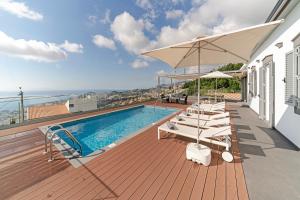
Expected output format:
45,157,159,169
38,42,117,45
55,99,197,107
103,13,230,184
259,67,266,120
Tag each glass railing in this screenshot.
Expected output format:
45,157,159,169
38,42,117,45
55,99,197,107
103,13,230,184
0,91,156,129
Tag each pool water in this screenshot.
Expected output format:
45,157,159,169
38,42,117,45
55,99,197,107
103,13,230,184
53,105,177,156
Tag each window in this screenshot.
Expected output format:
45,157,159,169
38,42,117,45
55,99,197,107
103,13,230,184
285,51,294,105
69,103,74,108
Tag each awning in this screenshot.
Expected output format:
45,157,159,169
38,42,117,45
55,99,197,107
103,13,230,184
142,20,283,68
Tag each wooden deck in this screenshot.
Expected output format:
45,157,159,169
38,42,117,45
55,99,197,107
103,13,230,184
0,102,248,200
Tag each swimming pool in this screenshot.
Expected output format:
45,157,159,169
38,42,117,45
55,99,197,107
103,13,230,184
51,105,177,157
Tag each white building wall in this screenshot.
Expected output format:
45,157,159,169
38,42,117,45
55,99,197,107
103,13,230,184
66,96,97,113
247,2,300,147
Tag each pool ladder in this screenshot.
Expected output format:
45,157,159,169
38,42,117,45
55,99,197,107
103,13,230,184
44,125,83,162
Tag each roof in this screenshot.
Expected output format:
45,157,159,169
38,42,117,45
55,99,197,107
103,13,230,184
265,0,299,22
27,103,69,120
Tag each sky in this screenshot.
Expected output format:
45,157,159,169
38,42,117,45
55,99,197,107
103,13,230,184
0,0,277,91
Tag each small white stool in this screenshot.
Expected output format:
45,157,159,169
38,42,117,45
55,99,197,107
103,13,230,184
186,143,211,166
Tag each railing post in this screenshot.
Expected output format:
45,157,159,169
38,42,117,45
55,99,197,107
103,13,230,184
48,139,53,162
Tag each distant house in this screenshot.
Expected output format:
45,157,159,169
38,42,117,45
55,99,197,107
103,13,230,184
247,0,300,147
65,95,97,113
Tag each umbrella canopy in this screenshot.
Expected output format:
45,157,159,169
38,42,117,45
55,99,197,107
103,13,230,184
201,71,233,79
201,71,233,102
158,72,206,80
142,20,283,68
145,19,283,146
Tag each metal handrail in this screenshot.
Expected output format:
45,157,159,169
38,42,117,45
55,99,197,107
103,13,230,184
44,124,64,153
44,125,83,161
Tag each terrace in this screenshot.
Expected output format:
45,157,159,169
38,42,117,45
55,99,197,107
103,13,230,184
0,101,298,200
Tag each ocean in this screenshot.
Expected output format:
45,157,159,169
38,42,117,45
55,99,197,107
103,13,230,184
0,90,112,112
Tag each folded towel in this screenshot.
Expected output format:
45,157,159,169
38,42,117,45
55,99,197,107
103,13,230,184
167,122,176,130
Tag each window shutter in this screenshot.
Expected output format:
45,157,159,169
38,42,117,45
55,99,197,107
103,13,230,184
295,47,300,108
249,71,253,96
254,70,257,96
285,52,294,105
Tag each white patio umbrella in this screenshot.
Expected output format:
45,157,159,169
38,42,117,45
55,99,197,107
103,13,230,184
143,20,282,160
201,71,233,102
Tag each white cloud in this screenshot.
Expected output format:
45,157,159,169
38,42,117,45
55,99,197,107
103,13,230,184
0,0,43,21
157,70,167,75
0,31,67,62
172,0,185,4
93,34,116,50
131,59,149,69
136,0,152,10
111,0,277,68
88,15,97,24
100,9,111,24
111,12,153,55
59,40,83,53
156,0,277,47
166,9,184,19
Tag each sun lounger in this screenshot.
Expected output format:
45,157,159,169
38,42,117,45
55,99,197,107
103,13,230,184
179,111,229,120
158,122,233,162
170,116,230,128
187,103,225,113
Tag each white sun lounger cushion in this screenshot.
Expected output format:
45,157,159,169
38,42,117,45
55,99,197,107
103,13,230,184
179,112,229,120
158,122,231,140
171,116,230,128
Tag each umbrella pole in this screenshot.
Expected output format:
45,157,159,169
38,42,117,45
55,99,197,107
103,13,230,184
197,46,200,145
215,78,217,103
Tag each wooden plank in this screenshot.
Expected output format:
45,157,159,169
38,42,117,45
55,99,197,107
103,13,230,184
177,162,200,200
152,145,187,200
59,131,165,200
96,139,179,200
201,151,218,200
214,153,226,200
125,142,185,200
140,145,186,200
189,161,208,200
164,157,193,200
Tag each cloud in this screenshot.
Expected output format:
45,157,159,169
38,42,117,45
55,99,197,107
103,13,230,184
93,34,116,50
166,9,184,19
111,12,153,55
100,9,111,24
0,0,43,21
156,0,277,47
131,59,149,69
88,15,97,24
112,0,277,68
60,40,83,53
157,70,167,75
171,0,185,4
0,31,67,62
136,0,152,10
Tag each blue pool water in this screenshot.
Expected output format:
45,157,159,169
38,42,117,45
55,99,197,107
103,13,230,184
53,105,177,156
